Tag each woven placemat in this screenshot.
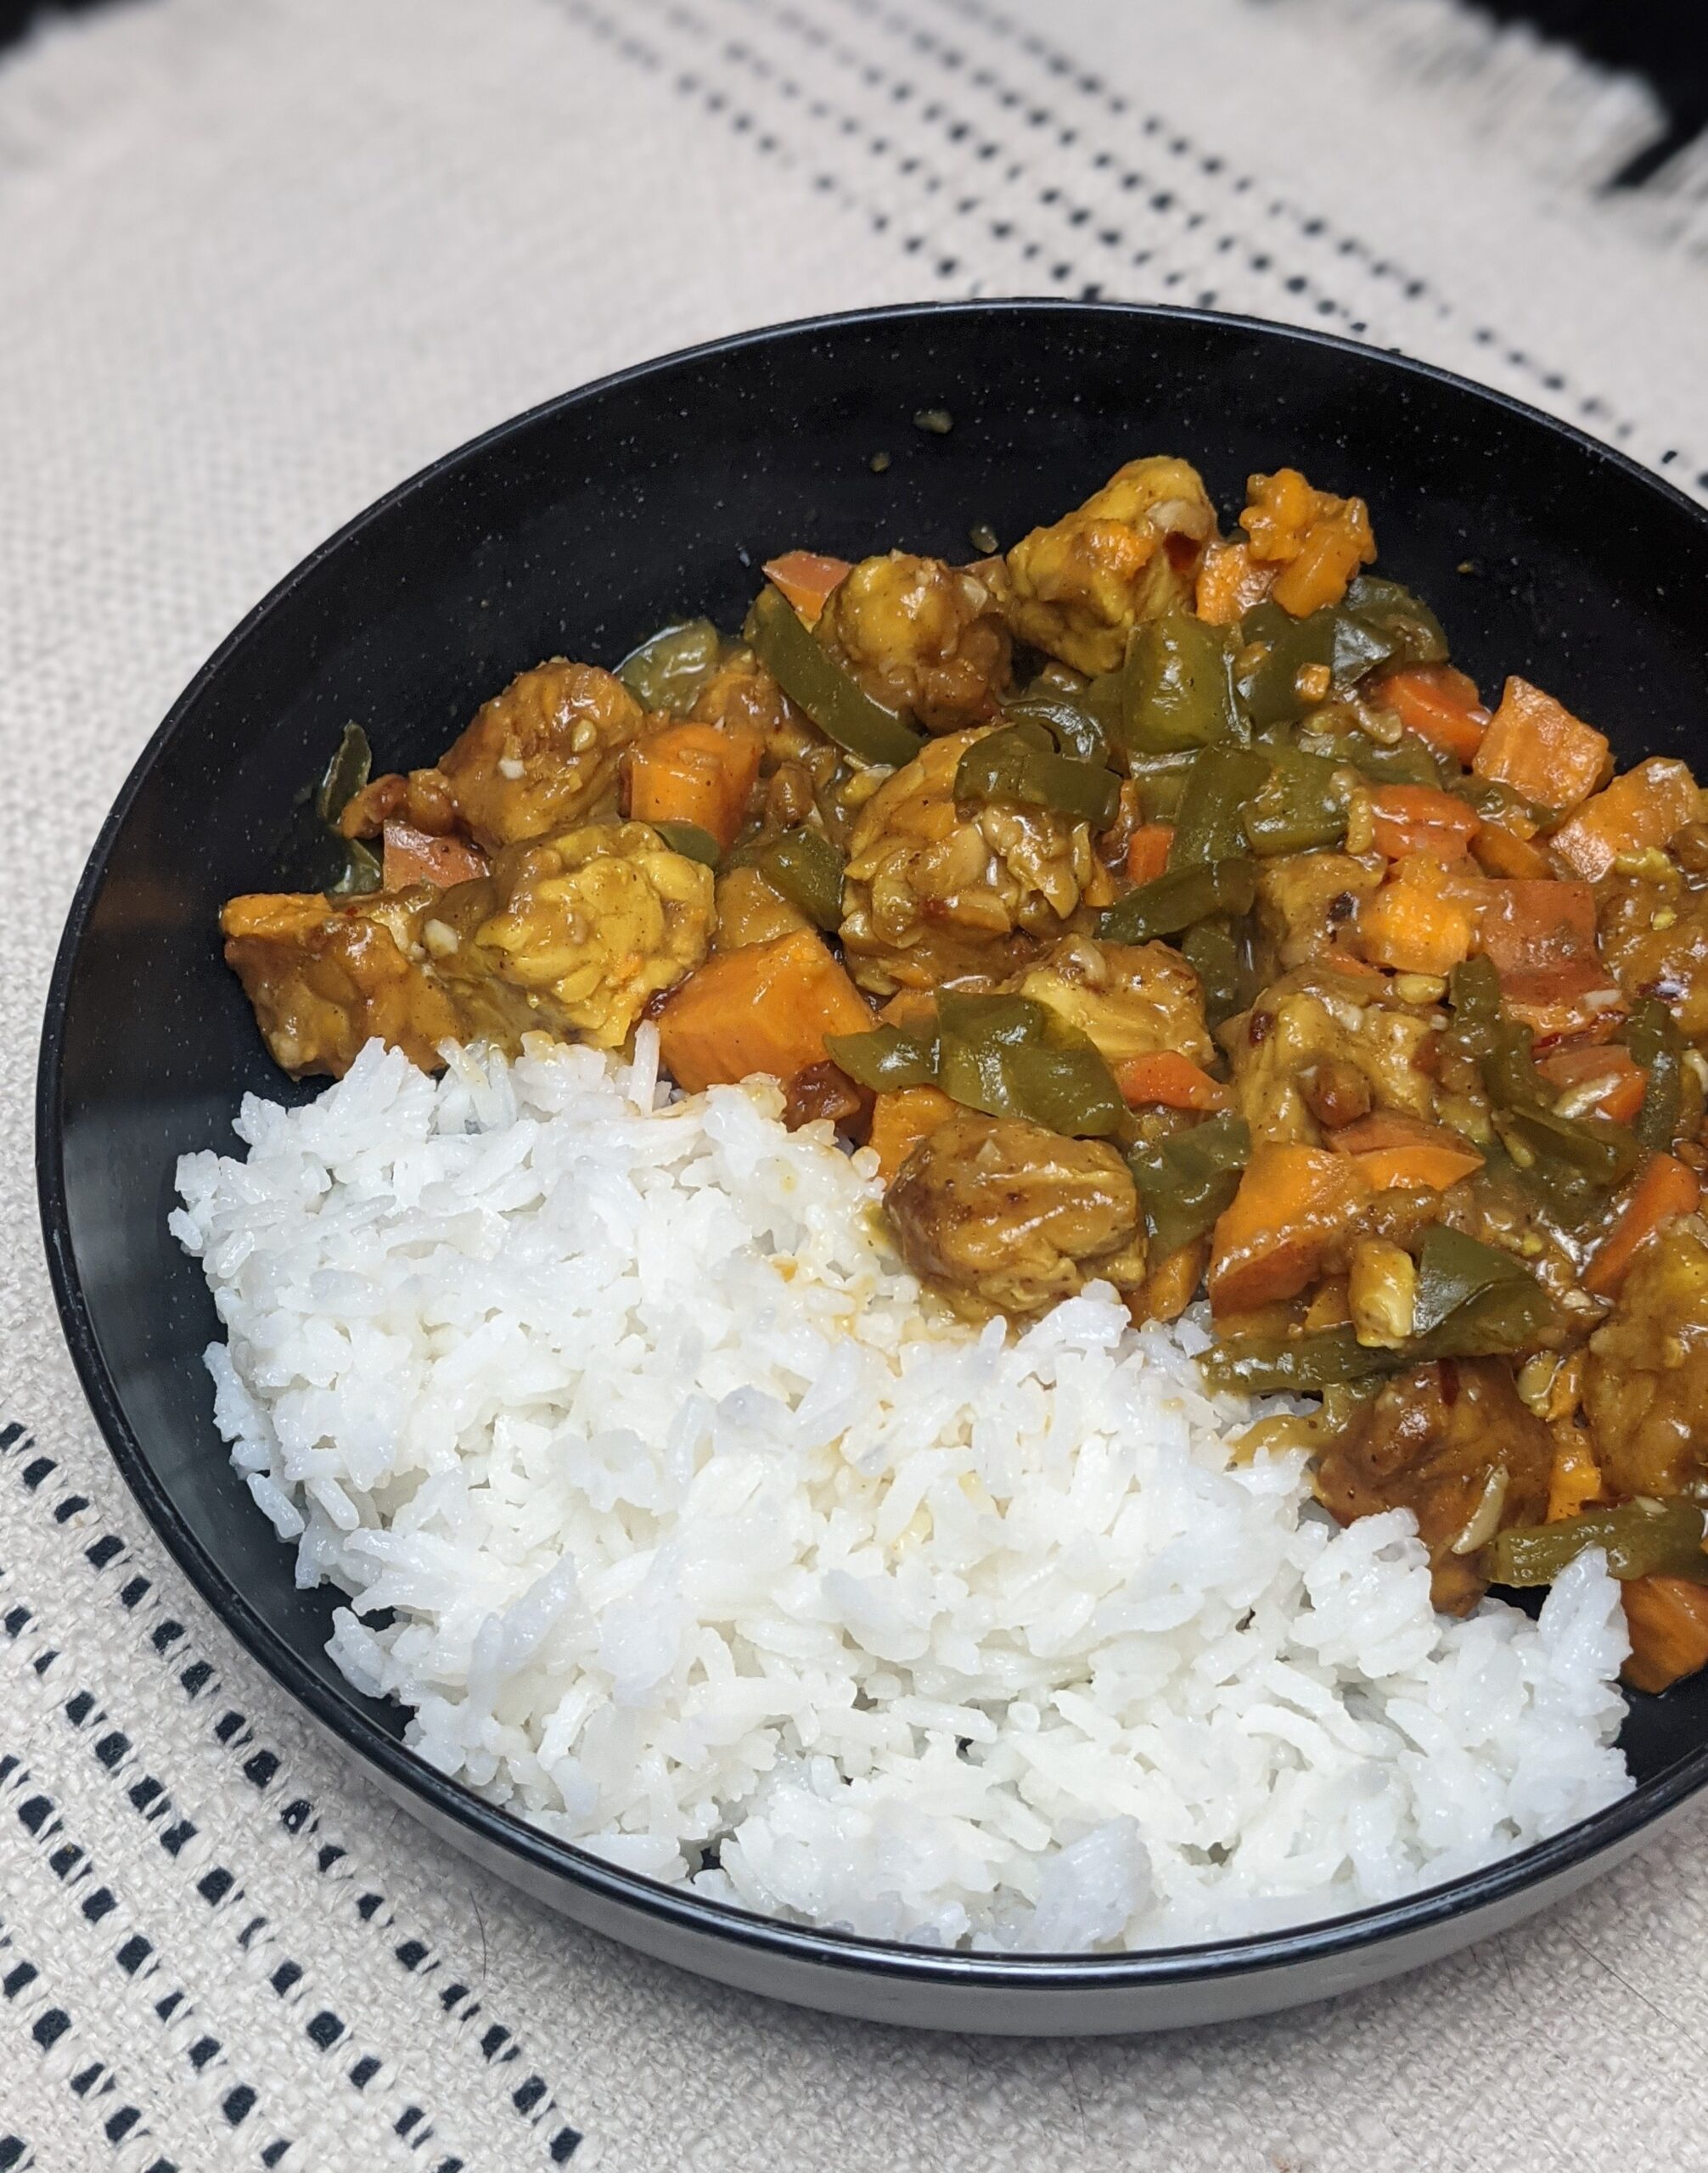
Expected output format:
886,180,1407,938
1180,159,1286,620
3,1,1707,2165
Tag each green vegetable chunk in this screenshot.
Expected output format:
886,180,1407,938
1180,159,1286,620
1004,687,1111,767
1235,603,1340,730
1241,750,1349,856
935,991,1048,1047
1126,1111,1251,1257
1179,914,1259,1029
836,992,1124,1137
748,583,924,767
653,820,722,867
825,1025,939,1092
1448,957,1638,1217
1201,1325,1397,1395
758,825,845,929
1409,1226,1553,1356
1120,613,1241,754
1628,997,1686,1154
1487,1499,1708,1588
616,618,724,713
1097,859,1256,946
1168,744,1273,868
284,722,381,896
955,724,1119,827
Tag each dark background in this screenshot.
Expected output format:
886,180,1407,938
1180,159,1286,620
0,0,1703,177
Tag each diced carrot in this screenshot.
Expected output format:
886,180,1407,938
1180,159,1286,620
1114,1051,1230,1112
380,822,488,892
1125,823,1175,885
1367,784,1482,863
1621,1576,1708,1694
1194,540,1273,626
1545,1424,1604,1524
762,551,852,624
1327,1110,1451,1157
1375,665,1489,765
868,1086,957,1182
1329,1109,1483,1192
1471,677,1610,811
657,929,874,1092
1537,1043,1646,1126
1271,514,1374,617
1208,1143,1370,1315
626,722,763,851
1357,864,1478,975
1550,757,1701,881
1356,1143,1485,1193
1471,823,1551,880
1582,1152,1702,1299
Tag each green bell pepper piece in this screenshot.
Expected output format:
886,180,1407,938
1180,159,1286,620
748,584,924,767
955,724,1120,827
935,991,1048,1047
824,1024,940,1092
1119,613,1241,754
1241,749,1349,856
758,826,844,929
999,1041,1126,1137
1097,858,1257,946
616,618,724,713
1298,725,1448,790
1005,687,1111,768
1235,602,1340,729
1168,743,1273,868
288,722,382,896
1179,914,1260,1029
653,820,722,867
1127,750,1199,823
1628,997,1686,1154
1487,1498,1708,1587
1200,1324,1398,1395
1126,1111,1251,1257
1408,1227,1553,1356
1340,576,1449,677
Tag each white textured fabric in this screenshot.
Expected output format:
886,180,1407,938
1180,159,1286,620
3,0,1707,2165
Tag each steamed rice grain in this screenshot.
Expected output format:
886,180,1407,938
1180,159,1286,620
171,1032,1632,1951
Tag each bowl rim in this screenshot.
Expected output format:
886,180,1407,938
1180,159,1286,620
37,295,1708,1991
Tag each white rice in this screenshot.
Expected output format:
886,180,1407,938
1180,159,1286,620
170,1032,1632,1951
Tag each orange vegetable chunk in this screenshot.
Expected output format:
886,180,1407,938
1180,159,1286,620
380,822,488,892
762,551,852,624
1125,823,1175,885
1329,1110,1483,1192
1550,757,1700,880
1546,1427,1604,1524
1367,784,1481,863
1208,1143,1369,1315
1376,665,1488,764
868,1086,957,1182
627,722,762,851
658,929,873,1092
1472,676,1609,811
1357,862,1477,974
1622,1576,1708,1694
1582,1153,1702,1300
1113,1052,1230,1111
1472,824,1551,880
1194,540,1273,626
1537,1043,1646,1126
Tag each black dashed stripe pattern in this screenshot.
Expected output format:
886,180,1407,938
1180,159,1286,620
0,1419,582,2169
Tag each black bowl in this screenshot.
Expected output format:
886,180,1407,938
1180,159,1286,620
37,300,1708,2034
